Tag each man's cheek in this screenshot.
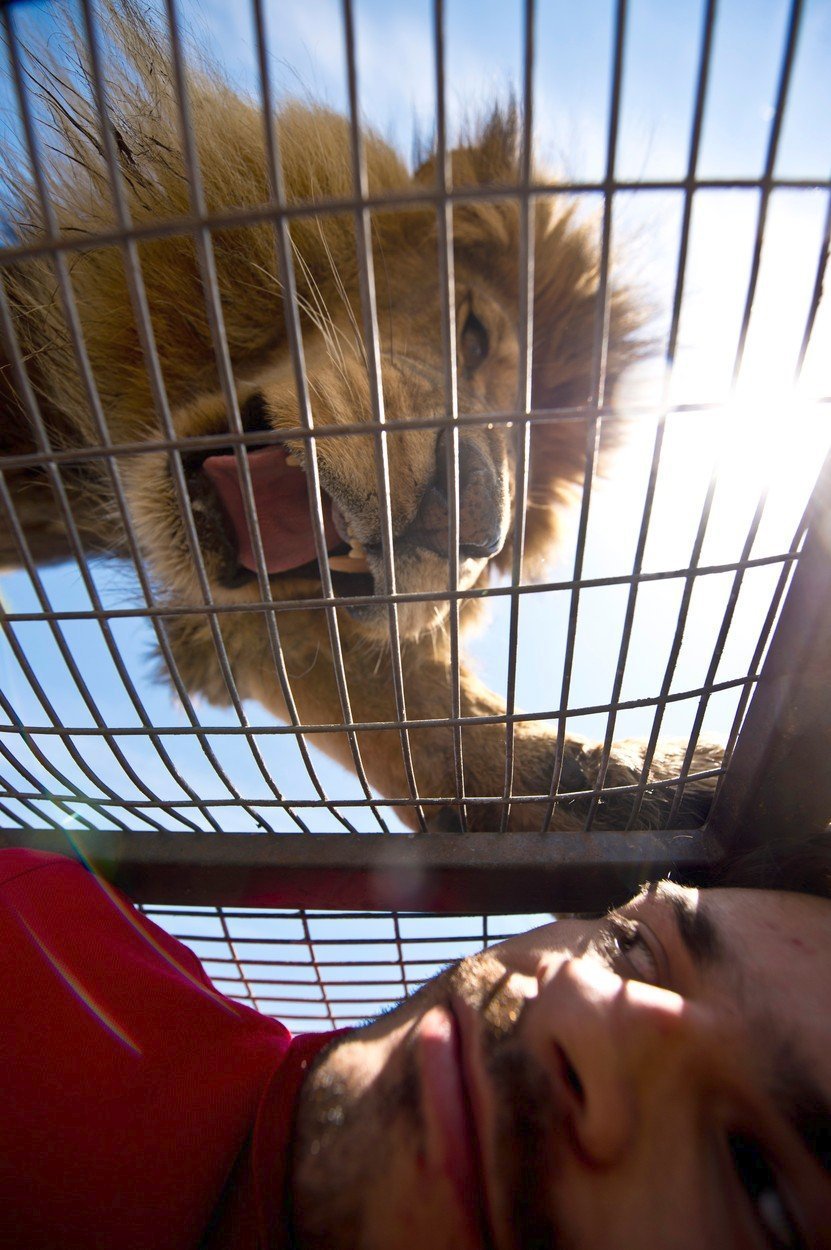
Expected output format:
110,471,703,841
364,1166,482,1250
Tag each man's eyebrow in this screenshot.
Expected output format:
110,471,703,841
651,882,725,968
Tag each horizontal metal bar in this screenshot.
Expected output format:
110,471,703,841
2,765,724,814
0,405,648,475
201,955,479,971
2,398,828,476
0,674,750,738
141,906,492,921
1,828,724,912
1,177,828,270
0,554,795,624
202,976,420,988
160,931,512,949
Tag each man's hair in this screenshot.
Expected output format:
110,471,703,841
710,830,831,900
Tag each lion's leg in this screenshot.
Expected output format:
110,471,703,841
169,606,719,832
334,649,718,833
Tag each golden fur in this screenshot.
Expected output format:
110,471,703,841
0,3,720,830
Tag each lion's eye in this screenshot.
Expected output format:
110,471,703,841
460,311,489,370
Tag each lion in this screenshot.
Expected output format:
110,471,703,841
0,2,720,832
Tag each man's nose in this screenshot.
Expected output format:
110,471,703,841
522,955,695,1167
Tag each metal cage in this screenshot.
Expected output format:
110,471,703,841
1,0,829,1029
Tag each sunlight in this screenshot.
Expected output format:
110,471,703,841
651,388,830,572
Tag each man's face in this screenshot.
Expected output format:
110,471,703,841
290,884,831,1249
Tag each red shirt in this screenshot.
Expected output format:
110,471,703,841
0,849,340,1250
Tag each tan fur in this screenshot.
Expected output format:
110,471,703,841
0,2,719,830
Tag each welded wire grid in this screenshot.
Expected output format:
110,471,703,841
0,0,828,886
139,903,555,1032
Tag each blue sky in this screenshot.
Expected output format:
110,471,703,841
1,0,829,841
187,0,831,179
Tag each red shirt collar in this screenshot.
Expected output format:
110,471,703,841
253,1029,351,1250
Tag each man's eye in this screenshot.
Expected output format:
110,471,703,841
729,1134,802,1249
602,916,659,983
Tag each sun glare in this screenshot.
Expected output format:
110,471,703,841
653,388,830,571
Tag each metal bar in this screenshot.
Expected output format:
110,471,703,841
1,761,723,813
626,0,805,829
226,991,399,1006
794,184,831,378
2,826,724,913
154,955,491,969
144,907,522,923
583,0,718,830
0,551,799,624
298,908,337,1029
4,396,829,475
0,673,754,739
717,526,807,781
1,177,828,270
499,0,536,830
341,0,427,830
706,448,831,849
662,181,830,824
215,906,258,1007
433,0,466,829
0,757,105,834
0,472,163,829
250,0,384,831
73,0,268,834
0,686,132,833
133,931,543,949
0,475,203,831
730,0,805,383
12,2,291,834
162,0,339,831
0,764,725,813
664,487,768,826
542,0,628,829
390,909,411,1000
0,733,108,833
0,15,205,830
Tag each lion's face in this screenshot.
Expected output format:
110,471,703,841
128,265,520,641
6,91,635,653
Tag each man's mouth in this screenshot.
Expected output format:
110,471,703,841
415,1002,499,1250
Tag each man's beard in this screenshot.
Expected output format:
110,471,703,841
289,949,565,1250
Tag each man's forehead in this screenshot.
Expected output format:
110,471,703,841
640,879,831,924
700,883,831,940
622,880,831,973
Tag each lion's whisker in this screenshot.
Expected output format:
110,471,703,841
314,220,367,371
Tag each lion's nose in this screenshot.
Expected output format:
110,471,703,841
408,430,508,559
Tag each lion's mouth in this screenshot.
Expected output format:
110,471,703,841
182,436,374,595
177,396,508,609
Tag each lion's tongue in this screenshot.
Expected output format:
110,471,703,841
202,445,341,574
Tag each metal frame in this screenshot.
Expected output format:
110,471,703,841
1,0,829,942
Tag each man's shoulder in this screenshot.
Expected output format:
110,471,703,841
0,846,82,889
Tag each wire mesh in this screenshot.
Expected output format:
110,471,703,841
0,0,830,1018
139,902,555,1032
